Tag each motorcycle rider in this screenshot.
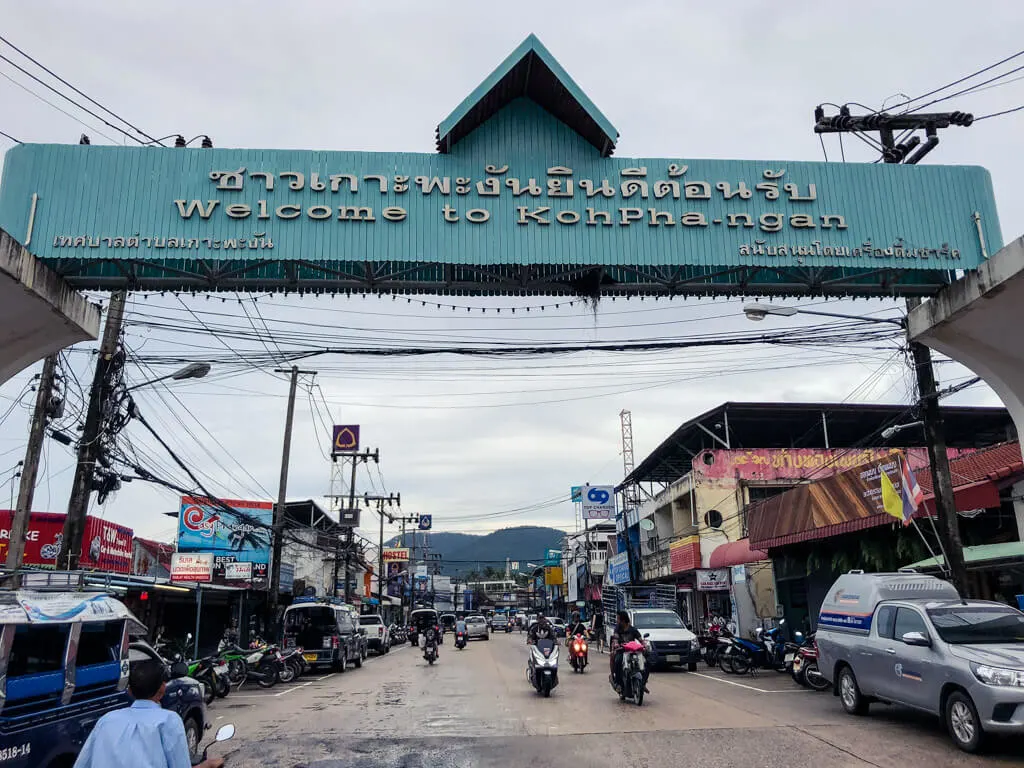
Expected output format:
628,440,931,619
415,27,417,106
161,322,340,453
609,610,648,693
566,611,588,646
527,614,555,645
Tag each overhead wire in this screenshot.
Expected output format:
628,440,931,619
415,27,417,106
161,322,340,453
0,69,124,145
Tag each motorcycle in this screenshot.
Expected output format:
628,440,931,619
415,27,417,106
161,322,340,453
568,632,588,673
277,646,305,683
217,637,252,686
191,723,235,767
793,636,830,691
423,626,439,664
238,639,283,688
504,620,512,633
527,638,559,697
613,638,648,706
454,629,467,650
186,655,229,704
700,621,730,668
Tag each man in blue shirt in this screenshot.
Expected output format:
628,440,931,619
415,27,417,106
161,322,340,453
74,659,223,768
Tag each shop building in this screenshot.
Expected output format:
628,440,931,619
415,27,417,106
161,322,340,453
617,401,1015,634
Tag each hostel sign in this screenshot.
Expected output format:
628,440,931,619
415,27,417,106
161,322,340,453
0,35,1001,297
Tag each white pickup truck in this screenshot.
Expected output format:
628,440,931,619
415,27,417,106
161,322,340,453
627,608,701,671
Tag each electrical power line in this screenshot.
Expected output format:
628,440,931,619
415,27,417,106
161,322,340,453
0,128,21,143
974,104,1024,121
0,34,165,145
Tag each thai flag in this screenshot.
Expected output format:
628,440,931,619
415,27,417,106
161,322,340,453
900,457,925,521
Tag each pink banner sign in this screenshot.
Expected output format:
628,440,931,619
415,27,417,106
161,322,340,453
695,447,966,481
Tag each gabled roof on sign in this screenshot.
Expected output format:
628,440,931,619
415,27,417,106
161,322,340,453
435,33,619,156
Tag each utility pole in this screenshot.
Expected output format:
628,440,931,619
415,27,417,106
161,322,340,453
60,291,126,571
813,105,973,596
6,355,59,581
326,448,379,602
906,303,970,595
363,492,401,609
268,366,317,629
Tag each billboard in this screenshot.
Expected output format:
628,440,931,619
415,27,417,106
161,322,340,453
0,511,133,573
696,568,730,591
177,497,273,587
544,566,563,586
607,552,630,585
170,552,214,582
382,548,410,562
331,425,360,454
580,485,615,520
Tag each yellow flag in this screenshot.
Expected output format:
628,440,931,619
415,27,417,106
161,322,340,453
880,464,905,522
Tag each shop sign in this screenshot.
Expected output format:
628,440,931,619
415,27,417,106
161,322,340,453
170,552,214,582
382,547,410,562
696,568,730,591
0,511,133,573
580,485,615,520
607,552,630,585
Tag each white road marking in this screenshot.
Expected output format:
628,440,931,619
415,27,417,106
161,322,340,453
216,715,223,720
315,674,332,681
275,685,302,697
688,671,807,693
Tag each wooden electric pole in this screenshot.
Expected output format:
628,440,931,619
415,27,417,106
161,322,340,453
6,355,59,581
268,366,317,629
60,291,126,570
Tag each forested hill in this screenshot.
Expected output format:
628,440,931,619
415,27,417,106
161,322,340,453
386,525,565,577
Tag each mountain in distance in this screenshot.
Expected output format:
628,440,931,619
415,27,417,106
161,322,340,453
385,525,566,577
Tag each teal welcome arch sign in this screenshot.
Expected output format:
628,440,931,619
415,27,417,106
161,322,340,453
0,35,1001,297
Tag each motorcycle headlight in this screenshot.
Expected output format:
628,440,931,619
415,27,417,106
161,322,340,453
972,663,1024,688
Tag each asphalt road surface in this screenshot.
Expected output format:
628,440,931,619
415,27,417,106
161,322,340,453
206,632,1022,767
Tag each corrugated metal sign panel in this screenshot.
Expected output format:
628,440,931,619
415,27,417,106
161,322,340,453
0,101,1001,276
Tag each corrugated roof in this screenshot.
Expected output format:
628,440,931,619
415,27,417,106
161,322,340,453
620,402,1015,488
436,34,618,156
916,441,1023,497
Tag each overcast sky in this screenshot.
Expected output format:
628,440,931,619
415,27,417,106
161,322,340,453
0,1,1021,552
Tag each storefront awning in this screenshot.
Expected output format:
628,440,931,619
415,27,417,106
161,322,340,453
904,541,1024,571
708,540,768,569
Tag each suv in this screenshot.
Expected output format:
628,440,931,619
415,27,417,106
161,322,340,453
628,609,700,671
282,600,363,672
818,570,1024,753
0,590,208,767
358,614,391,654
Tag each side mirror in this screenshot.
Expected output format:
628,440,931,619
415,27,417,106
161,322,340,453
169,660,189,679
901,631,931,647
215,723,235,742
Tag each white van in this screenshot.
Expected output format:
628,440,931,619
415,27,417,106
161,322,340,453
817,569,1024,753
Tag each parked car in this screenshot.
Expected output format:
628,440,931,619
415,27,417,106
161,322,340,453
465,615,489,640
628,608,701,671
282,600,363,672
128,640,209,762
817,569,1024,753
358,614,391,654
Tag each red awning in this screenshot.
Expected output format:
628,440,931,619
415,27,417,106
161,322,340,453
708,539,768,569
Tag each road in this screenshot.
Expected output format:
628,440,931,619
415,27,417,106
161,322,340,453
207,632,1021,767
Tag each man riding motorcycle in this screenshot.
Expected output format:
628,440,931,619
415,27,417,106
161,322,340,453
609,610,648,693
527,615,555,645
566,611,588,644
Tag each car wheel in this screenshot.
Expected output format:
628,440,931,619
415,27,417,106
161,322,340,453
335,653,347,674
946,690,985,753
688,661,698,672
838,666,869,716
354,650,363,668
183,716,201,763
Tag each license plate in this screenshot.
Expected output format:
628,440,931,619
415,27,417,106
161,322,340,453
785,652,796,663
304,653,318,663
666,654,681,663
214,664,229,675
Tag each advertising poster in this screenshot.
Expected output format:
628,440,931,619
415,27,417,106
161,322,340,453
170,552,214,582
178,497,273,587
0,511,133,573
696,568,730,591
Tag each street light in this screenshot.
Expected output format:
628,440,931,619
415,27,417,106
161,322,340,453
881,421,925,440
740,301,969,596
126,362,211,391
742,303,904,327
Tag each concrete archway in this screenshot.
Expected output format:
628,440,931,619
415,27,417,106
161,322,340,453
908,236,1024,461
0,229,100,385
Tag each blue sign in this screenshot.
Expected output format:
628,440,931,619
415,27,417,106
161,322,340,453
570,486,583,503
279,563,295,593
177,497,273,581
544,548,561,567
0,35,1000,299
418,515,432,531
608,552,631,586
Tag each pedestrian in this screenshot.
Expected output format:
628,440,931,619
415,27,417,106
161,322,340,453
74,658,224,768
591,610,605,653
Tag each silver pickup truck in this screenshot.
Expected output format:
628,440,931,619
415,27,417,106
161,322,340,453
817,569,1024,753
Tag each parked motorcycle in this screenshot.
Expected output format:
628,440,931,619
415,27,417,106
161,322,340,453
278,646,305,683
237,638,283,688
423,626,439,664
568,632,588,673
186,655,229,704
793,635,829,691
613,638,648,706
527,637,559,697
700,621,730,668
216,637,252,686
